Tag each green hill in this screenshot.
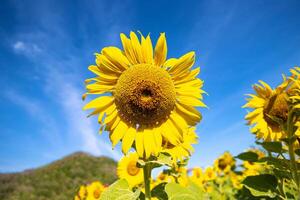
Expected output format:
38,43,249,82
0,152,118,200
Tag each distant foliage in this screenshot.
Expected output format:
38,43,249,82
0,152,117,200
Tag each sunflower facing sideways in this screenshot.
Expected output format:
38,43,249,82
83,32,205,158
243,67,300,142
243,78,291,141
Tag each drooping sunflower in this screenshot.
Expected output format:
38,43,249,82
83,32,205,158
117,152,144,188
243,78,291,141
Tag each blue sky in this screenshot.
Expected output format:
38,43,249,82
1,0,300,172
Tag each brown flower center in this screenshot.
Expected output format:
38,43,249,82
93,188,101,199
263,93,288,131
114,64,176,128
218,159,228,170
127,160,140,176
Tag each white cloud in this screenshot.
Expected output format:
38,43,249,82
46,67,122,160
12,40,41,56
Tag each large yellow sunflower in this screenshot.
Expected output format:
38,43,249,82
117,152,144,188
83,32,205,158
243,78,291,141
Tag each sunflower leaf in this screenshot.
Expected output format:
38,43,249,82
165,182,203,200
261,142,282,153
235,152,258,162
258,157,288,169
151,182,168,200
100,179,140,200
242,174,278,198
295,148,300,156
148,152,173,168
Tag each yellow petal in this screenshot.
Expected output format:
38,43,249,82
153,128,162,155
135,130,144,157
154,33,167,67
161,119,182,145
169,51,195,76
83,96,114,110
170,112,189,134
163,58,178,69
141,34,153,64
110,120,128,147
143,129,156,158
120,33,138,64
101,47,130,71
130,31,143,63
175,103,201,126
177,96,206,107
122,127,136,154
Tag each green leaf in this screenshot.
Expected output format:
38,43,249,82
235,152,258,162
149,152,173,168
273,168,292,179
165,183,202,200
261,142,282,153
280,136,297,145
100,179,140,200
295,149,300,156
242,174,278,198
151,183,168,200
258,157,289,170
186,182,205,195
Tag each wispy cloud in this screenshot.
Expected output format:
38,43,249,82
12,40,42,56
7,0,133,161
44,67,121,159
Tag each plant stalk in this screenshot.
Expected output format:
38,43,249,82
143,163,152,200
287,110,300,197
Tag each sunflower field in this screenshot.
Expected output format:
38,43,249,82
76,31,300,200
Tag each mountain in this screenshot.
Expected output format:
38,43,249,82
0,152,118,200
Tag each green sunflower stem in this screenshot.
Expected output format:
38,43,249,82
287,110,300,197
143,162,152,200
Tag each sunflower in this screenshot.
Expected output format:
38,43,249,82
86,181,105,200
213,152,235,174
162,127,197,161
243,78,291,141
190,167,204,187
83,32,205,158
117,152,144,188
203,167,216,181
243,149,265,175
229,172,243,189
156,172,175,183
